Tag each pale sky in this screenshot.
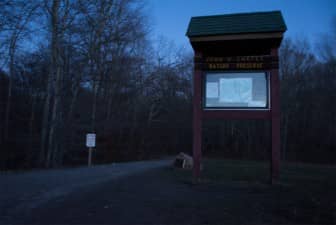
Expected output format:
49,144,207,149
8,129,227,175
147,0,336,50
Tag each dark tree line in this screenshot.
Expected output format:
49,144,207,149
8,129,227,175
0,0,193,169
0,0,335,170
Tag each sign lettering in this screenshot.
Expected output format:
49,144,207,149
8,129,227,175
195,55,278,70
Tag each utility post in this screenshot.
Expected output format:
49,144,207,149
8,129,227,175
86,133,96,167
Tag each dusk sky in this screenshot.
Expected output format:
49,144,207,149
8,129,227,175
148,0,336,50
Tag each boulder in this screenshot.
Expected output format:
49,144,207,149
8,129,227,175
174,152,193,169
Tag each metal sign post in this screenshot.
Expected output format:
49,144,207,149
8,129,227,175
88,147,92,166
86,133,96,167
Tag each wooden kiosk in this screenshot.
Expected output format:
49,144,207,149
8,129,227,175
186,11,287,183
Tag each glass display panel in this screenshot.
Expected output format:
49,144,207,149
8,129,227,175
205,72,268,108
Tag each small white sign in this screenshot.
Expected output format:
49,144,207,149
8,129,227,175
206,82,219,98
86,133,96,147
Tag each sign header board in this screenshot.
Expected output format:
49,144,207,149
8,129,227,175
194,55,279,70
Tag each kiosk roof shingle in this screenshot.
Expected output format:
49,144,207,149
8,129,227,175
186,11,287,37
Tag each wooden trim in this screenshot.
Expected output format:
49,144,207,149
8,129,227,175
190,32,283,42
202,110,271,120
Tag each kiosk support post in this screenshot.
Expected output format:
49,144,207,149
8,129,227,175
193,53,203,179
271,48,280,183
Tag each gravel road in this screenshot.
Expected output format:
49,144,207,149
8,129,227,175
0,159,170,224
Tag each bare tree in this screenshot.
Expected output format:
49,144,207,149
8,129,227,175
40,0,78,167
0,0,39,142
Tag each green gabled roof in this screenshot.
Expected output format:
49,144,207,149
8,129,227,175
186,11,287,37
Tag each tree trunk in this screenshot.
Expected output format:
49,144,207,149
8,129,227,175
44,0,61,168
91,81,98,132
282,112,289,161
4,39,16,141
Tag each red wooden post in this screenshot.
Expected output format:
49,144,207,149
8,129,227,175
270,48,280,183
193,52,202,179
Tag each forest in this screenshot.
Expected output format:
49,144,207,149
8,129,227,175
0,0,335,170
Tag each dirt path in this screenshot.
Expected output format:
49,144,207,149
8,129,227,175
1,159,334,224
10,166,289,225
0,159,170,224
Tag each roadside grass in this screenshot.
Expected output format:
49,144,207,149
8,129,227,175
171,159,335,184
168,159,336,224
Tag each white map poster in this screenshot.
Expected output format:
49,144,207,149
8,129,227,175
219,78,252,103
250,76,267,107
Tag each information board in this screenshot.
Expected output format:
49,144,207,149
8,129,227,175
205,72,268,108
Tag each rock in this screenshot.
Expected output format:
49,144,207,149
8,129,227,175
174,152,193,170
